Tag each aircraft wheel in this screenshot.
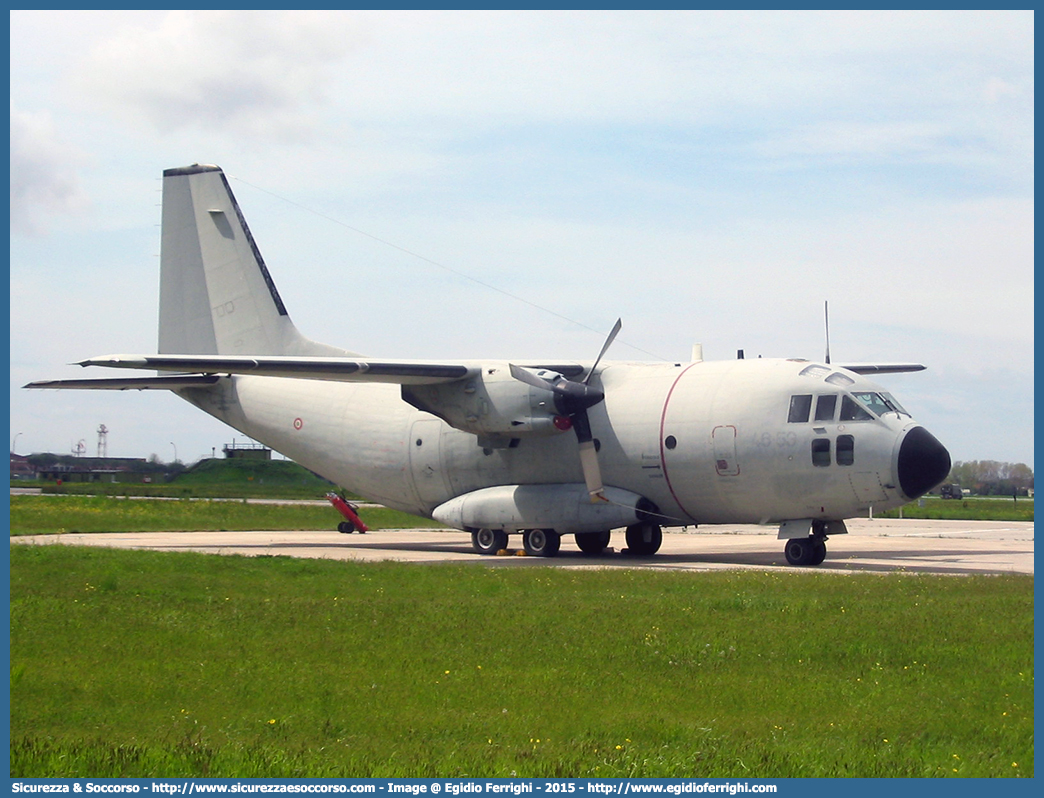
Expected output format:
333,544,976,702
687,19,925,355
337,521,355,534
625,522,662,556
523,528,561,557
810,539,827,566
471,528,508,555
784,538,816,566
575,530,611,554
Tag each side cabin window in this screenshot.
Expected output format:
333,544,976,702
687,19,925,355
811,438,831,467
788,394,813,423
839,395,874,421
837,434,855,466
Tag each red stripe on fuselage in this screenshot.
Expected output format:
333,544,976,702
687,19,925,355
659,363,701,523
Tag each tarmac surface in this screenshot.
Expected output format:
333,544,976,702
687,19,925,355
11,518,1033,575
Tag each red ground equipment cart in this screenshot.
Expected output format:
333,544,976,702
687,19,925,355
325,492,369,534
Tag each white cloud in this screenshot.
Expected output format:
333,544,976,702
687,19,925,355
71,10,362,140
9,107,89,236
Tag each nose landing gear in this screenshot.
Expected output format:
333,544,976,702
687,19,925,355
781,519,841,566
784,536,827,566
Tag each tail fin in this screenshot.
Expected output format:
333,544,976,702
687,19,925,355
158,164,353,357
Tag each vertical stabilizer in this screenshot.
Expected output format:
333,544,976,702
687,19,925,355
158,164,352,357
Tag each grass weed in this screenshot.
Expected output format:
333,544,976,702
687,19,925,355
9,545,1033,778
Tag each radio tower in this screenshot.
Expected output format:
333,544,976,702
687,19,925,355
97,424,108,458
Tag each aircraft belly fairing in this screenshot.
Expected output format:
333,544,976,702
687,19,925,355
432,484,652,536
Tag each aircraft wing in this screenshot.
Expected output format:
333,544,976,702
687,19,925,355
24,375,222,391
55,355,587,385
837,363,926,375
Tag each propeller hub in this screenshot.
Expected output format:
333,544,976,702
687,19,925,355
552,380,605,417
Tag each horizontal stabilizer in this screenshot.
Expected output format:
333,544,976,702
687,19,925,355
24,375,222,391
838,363,926,375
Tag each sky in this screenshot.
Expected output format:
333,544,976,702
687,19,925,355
9,10,1034,469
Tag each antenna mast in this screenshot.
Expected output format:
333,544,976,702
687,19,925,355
824,301,831,365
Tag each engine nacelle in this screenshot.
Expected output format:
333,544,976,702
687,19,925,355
402,367,566,445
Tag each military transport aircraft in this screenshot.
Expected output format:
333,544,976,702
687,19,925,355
28,165,952,565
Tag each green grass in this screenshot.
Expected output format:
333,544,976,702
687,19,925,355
8,495,435,535
878,497,1033,522
21,458,350,500
9,545,1033,778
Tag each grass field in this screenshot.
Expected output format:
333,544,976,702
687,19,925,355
23,458,348,500
9,544,1033,778
9,494,1032,539
8,495,434,535
877,496,1033,522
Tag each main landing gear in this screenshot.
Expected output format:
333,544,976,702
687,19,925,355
471,527,509,555
624,522,662,556
523,528,561,557
468,524,664,557
575,530,611,554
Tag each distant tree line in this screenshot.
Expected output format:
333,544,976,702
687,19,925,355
947,460,1034,496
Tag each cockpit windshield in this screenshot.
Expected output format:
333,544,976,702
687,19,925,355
852,391,908,417
879,392,908,415
839,395,873,421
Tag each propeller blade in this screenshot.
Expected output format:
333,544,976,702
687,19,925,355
585,318,622,384
569,410,607,502
509,363,555,391
578,439,607,502
509,318,621,503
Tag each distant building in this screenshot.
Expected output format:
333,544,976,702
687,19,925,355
223,441,272,461
16,453,152,483
10,453,34,480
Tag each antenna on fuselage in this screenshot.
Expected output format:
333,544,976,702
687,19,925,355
824,300,831,365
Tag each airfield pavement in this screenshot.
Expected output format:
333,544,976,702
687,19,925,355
10,517,1033,575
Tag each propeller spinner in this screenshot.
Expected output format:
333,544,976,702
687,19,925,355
509,319,622,502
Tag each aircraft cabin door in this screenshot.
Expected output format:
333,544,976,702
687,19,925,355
408,417,450,508
712,425,740,476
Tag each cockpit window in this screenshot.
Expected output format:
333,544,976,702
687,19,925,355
852,391,906,417
879,392,908,415
788,395,812,423
839,395,874,421
814,395,837,422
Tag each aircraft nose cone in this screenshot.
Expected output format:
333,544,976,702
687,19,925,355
897,426,951,500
